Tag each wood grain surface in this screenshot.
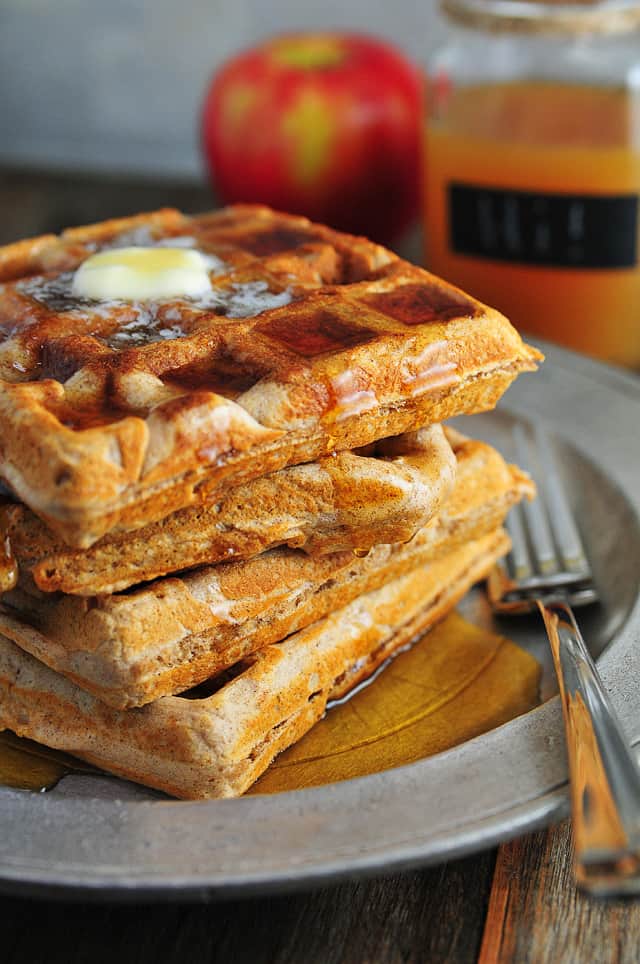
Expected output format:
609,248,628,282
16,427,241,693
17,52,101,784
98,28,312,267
1,849,495,964
0,168,213,246
5,824,640,964
480,821,640,964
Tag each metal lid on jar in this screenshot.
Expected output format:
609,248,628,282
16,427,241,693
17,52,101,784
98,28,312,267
441,0,640,34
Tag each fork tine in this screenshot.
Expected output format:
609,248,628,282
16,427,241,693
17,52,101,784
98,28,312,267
492,421,598,613
534,424,592,575
505,504,534,580
512,424,559,575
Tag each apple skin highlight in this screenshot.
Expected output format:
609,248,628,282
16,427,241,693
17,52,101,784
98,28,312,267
202,33,423,245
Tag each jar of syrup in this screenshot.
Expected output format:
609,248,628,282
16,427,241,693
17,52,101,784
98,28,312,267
424,0,640,368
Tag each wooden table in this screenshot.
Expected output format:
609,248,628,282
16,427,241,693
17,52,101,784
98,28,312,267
1,169,639,963
3,823,639,963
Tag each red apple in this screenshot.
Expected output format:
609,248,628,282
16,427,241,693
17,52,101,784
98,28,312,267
202,32,422,245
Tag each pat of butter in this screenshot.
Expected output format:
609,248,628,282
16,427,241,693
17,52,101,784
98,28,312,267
71,247,213,301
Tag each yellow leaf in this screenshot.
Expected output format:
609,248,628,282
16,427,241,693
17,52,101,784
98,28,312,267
0,731,95,791
250,612,541,794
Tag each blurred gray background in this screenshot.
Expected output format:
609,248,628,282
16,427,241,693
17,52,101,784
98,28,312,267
0,0,446,180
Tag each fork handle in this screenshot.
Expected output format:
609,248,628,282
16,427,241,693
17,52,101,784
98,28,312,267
538,600,640,896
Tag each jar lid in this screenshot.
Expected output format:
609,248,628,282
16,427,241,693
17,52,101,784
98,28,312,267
441,0,640,34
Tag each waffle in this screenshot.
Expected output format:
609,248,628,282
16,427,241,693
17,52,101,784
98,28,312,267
0,527,510,799
0,432,533,708
2,423,456,596
0,205,542,548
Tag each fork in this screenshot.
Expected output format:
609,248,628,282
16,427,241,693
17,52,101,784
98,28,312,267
488,422,640,897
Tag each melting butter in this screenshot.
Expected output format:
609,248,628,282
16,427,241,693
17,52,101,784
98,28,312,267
71,246,213,302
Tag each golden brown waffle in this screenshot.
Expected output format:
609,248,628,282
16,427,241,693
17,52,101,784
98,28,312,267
0,432,533,708
0,205,542,548
0,528,510,799
2,424,456,595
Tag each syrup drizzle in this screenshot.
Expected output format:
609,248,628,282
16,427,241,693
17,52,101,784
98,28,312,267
0,641,410,793
259,309,378,357
0,506,18,593
0,615,540,797
0,731,93,792
360,282,479,325
17,274,293,343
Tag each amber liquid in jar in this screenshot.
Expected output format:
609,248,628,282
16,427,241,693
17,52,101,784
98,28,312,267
424,81,640,368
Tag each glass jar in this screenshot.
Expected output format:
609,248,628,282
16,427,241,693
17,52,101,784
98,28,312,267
423,0,640,368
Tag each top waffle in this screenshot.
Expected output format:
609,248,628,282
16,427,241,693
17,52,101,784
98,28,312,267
0,205,542,547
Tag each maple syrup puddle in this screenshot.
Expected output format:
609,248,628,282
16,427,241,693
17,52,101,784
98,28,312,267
0,614,541,797
0,731,96,792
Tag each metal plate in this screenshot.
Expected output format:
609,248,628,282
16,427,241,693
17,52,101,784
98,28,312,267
1,340,639,901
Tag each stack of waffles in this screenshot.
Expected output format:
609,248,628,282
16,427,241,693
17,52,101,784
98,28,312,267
0,206,541,798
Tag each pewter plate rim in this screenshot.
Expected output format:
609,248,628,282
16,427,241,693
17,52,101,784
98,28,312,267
1,340,639,901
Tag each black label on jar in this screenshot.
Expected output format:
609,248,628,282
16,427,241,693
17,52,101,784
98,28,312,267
449,184,638,269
